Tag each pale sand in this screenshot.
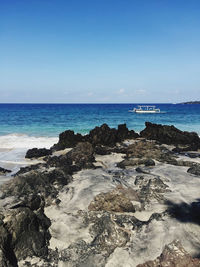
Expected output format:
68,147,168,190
22,151,200,266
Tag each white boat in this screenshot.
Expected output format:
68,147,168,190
131,105,160,113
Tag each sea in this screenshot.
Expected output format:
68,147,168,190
0,103,200,183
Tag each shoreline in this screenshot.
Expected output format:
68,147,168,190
0,122,200,266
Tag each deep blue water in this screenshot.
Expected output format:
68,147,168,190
0,103,200,137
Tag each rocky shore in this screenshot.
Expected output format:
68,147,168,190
0,122,200,267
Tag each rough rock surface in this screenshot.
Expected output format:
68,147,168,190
0,195,51,265
51,130,84,150
88,185,139,212
187,164,200,176
4,206,50,260
140,122,200,148
67,142,95,169
0,167,11,175
89,123,139,147
1,123,200,266
25,148,52,159
1,168,72,200
52,123,139,151
137,240,200,267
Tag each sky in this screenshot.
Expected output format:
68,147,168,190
1,0,200,103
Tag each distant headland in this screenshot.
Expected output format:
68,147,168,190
179,101,200,104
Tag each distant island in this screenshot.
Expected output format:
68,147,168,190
179,101,200,104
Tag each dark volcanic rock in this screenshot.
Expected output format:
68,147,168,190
0,217,17,267
67,142,95,169
172,145,199,153
25,148,52,159
51,130,84,151
5,207,51,261
15,163,46,176
58,211,131,266
0,167,11,175
117,123,139,140
94,145,112,155
88,185,139,212
135,175,170,206
187,164,200,176
117,158,155,169
1,168,72,200
140,122,200,148
125,140,175,163
88,124,119,146
144,159,155,166
51,123,139,151
137,240,200,267
89,123,138,147
45,154,73,174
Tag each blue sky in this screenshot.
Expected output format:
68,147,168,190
1,0,200,103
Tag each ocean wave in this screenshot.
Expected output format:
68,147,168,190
0,133,58,150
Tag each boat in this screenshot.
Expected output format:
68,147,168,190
131,105,160,113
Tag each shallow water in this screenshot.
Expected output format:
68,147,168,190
0,103,200,136
0,103,200,182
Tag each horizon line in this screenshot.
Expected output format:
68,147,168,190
0,102,174,104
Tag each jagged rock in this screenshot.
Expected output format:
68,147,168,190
53,211,134,267
187,164,200,176
122,140,181,166
135,167,149,174
135,175,170,205
140,122,200,148
51,130,84,151
45,154,73,174
88,185,139,212
1,168,72,200
126,140,172,160
0,167,11,175
89,212,130,252
0,217,17,267
88,124,119,147
89,123,138,147
117,123,139,140
172,145,199,153
117,158,155,168
117,159,142,168
10,194,45,211
67,142,95,169
144,159,155,166
94,145,112,155
137,240,200,267
25,148,52,159
4,207,51,261
51,124,139,151
15,163,46,176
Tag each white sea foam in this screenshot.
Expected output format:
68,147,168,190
0,134,58,180
0,133,58,149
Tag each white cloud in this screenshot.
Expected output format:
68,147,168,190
118,88,125,94
88,92,94,97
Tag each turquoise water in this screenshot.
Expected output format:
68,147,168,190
0,103,200,137
0,103,200,177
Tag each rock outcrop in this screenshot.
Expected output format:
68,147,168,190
25,148,52,159
140,122,200,148
187,164,200,176
137,240,200,267
51,123,139,151
51,130,84,151
88,185,139,212
0,167,11,175
1,122,200,266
